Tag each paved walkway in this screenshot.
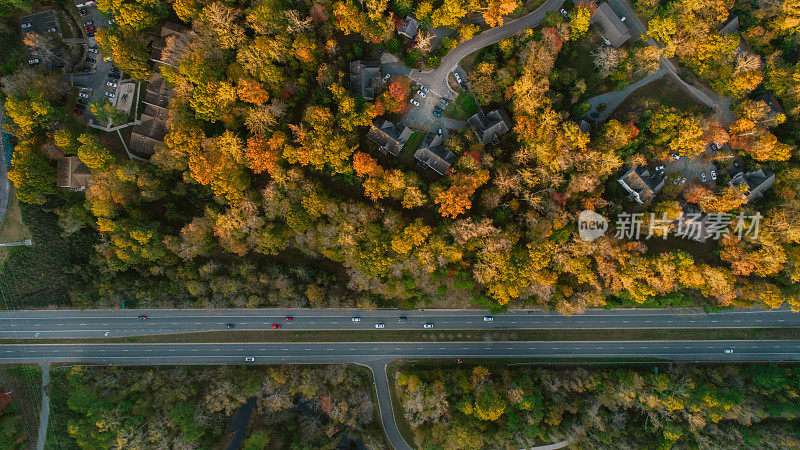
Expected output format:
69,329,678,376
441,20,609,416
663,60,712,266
0,102,11,231
586,67,668,120
36,363,50,450
366,360,413,450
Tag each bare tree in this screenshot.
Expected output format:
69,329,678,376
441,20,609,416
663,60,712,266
285,10,312,33
734,50,762,74
414,30,435,53
592,46,621,78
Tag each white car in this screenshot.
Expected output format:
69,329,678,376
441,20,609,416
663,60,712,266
21,22,32,29
48,26,57,33
453,72,462,83
423,323,434,329
104,92,116,98
352,317,361,322
710,170,717,180
79,92,90,99
409,99,419,107
724,348,733,354
701,173,707,182
375,323,385,329
28,58,40,65
245,357,255,362
88,48,99,54
560,8,568,16
382,73,391,82
106,81,118,88
483,316,493,322
421,86,429,93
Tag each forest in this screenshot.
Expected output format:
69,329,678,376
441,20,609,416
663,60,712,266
47,364,384,449
0,0,798,312
394,362,800,449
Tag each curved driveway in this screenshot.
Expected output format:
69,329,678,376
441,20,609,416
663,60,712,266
411,0,565,99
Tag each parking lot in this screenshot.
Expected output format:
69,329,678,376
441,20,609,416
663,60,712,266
20,10,62,71
402,83,449,135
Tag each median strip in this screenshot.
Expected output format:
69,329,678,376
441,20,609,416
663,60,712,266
0,327,797,345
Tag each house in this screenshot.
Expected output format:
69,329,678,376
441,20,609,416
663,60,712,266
729,168,775,202
414,132,455,175
349,60,382,100
56,156,91,192
592,2,631,48
468,108,511,145
398,14,420,39
149,21,188,68
129,72,173,156
367,118,413,156
754,92,786,117
719,15,740,36
618,166,665,204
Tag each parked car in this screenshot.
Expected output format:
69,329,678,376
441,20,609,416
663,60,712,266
88,47,99,54
106,81,118,88
77,99,88,105
28,58,39,65
271,324,281,329
382,73,391,82
409,99,419,106
439,98,448,106
560,8,569,16
711,170,717,180
79,92,90,99
74,108,83,115
21,22,32,29
103,56,113,62
432,110,442,118
433,106,443,113
421,86,429,93
437,128,443,135
87,31,95,37
84,20,94,26
104,92,115,98
75,104,86,111
48,26,57,33
79,9,88,16
701,172,707,182
453,72,462,84
86,57,95,63
86,25,96,32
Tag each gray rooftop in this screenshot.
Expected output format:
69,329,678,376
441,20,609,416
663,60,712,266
468,108,511,145
592,3,631,48
349,60,381,100
366,118,413,156
414,132,455,175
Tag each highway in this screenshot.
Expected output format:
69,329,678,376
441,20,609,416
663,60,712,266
0,307,797,338
1,341,799,364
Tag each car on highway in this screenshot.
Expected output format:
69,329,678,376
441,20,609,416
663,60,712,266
375,323,385,329
226,323,235,328
284,316,293,321
397,316,407,322
138,315,148,320
423,323,434,329
352,316,361,322
271,324,281,329
483,316,493,322
245,357,255,362
724,348,733,354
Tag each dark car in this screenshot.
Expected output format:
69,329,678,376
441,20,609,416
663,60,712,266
433,106,443,113
86,57,95,63
87,31,95,37
397,316,407,322
225,323,235,328
138,315,148,321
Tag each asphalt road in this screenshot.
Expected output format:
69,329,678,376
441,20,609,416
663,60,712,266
0,308,797,338
412,0,565,99
1,340,798,364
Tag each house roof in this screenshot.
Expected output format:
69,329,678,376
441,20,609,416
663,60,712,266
398,14,420,39
349,60,381,100
730,168,775,202
367,118,413,156
468,108,511,145
719,15,740,35
618,166,665,204
130,132,161,156
414,132,455,175
754,92,785,117
591,2,631,48
56,156,91,191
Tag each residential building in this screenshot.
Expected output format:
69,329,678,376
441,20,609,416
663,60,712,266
592,2,631,48
349,60,382,100
414,132,455,175
754,92,785,117
719,15,740,36
367,118,413,156
468,108,511,145
729,168,775,203
398,14,420,39
618,166,665,204
149,21,188,69
130,72,173,156
56,156,92,192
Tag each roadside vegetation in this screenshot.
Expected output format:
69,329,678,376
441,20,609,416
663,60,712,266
393,362,800,448
48,364,384,448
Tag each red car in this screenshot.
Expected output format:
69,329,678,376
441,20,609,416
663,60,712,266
138,315,148,321
284,316,293,321
271,324,281,330
85,25,96,32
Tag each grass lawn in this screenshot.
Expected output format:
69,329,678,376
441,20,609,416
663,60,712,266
444,92,479,120
397,130,424,166
611,76,712,121
0,188,33,267
4,327,798,345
